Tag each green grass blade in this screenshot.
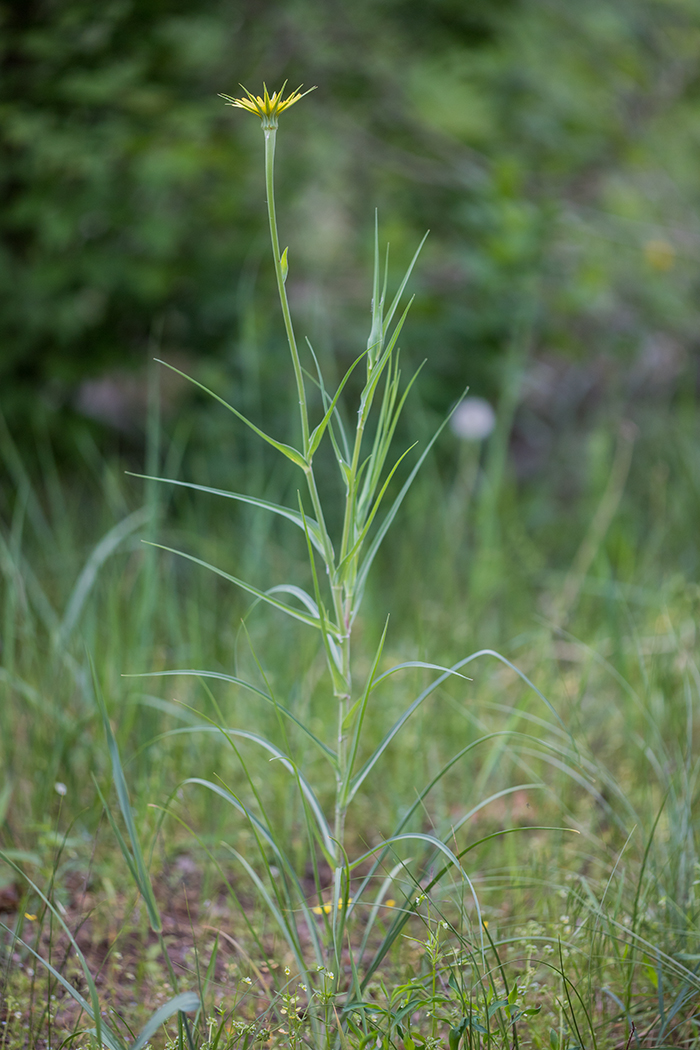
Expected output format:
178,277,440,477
124,669,336,763
336,443,417,578
222,845,313,975
266,583,319,617
366,211,383,366
58,506,149,646
129,993,200,1050
175,728,335,859
349,832,464,874
126,474,325,554
155,359,308,469
354,391,466,608
304,337,351,462
343,618,389,797
297,494,348,694
381,230,429,338
91,659,163,933
307,349,367,459
371,661,472,688
144,542,340,637
350,649,565,800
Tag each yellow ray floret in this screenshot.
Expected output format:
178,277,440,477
220,81,316,128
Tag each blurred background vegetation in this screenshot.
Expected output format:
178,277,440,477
3,0,700,439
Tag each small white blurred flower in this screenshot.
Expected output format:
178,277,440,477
450,397,496,441
54,782,67,797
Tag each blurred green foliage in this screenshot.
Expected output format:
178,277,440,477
1,0,700,444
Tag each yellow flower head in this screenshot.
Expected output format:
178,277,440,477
220,81,316,129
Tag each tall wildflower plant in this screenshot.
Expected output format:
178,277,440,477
128,83,562,1034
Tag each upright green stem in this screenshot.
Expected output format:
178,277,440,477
263,125,351,857
264,127,310,453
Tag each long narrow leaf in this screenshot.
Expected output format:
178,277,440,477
370,661,472,689
349,649,563,801
337,443,417,578
91,661,163,933
123,668,336,762
144,542,340,637
130,993,200,1050
126,474,325,555
222,845,312,975
343,618,390,799
155,359,308,469
308,349,367,459
304,338,350,461
174,728,335,859
366,211,383,366
266,584,319,618
382,231,429,339
354,390,468,609
58,507,150,645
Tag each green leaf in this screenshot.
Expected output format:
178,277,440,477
177,729,335,860
280,246,289,283
337,443,417,579
0,781,13,826
355,389,466,605
129,992,200,1050
382,231,429,339
370,661,472,689
144,542,340,638
366,211,383,368
124,668,336,763
349,832,463,875
0,849,40,865
154,359,308,469
307,349,367,459
91,660,162,934
58,507,150,646
125,474,325,555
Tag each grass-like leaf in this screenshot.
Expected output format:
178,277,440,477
91,659,163,934
129,992,200,1050
144,542,341,638
127,668,336,762
126,473,326,555
155,359,308,469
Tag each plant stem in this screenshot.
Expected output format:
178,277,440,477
263,128,310,454
263,126,351,860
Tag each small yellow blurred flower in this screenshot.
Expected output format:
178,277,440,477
385,899,396,908
220,82,316,129
24,913,37,921
644,238,675,272
312,897,353,914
